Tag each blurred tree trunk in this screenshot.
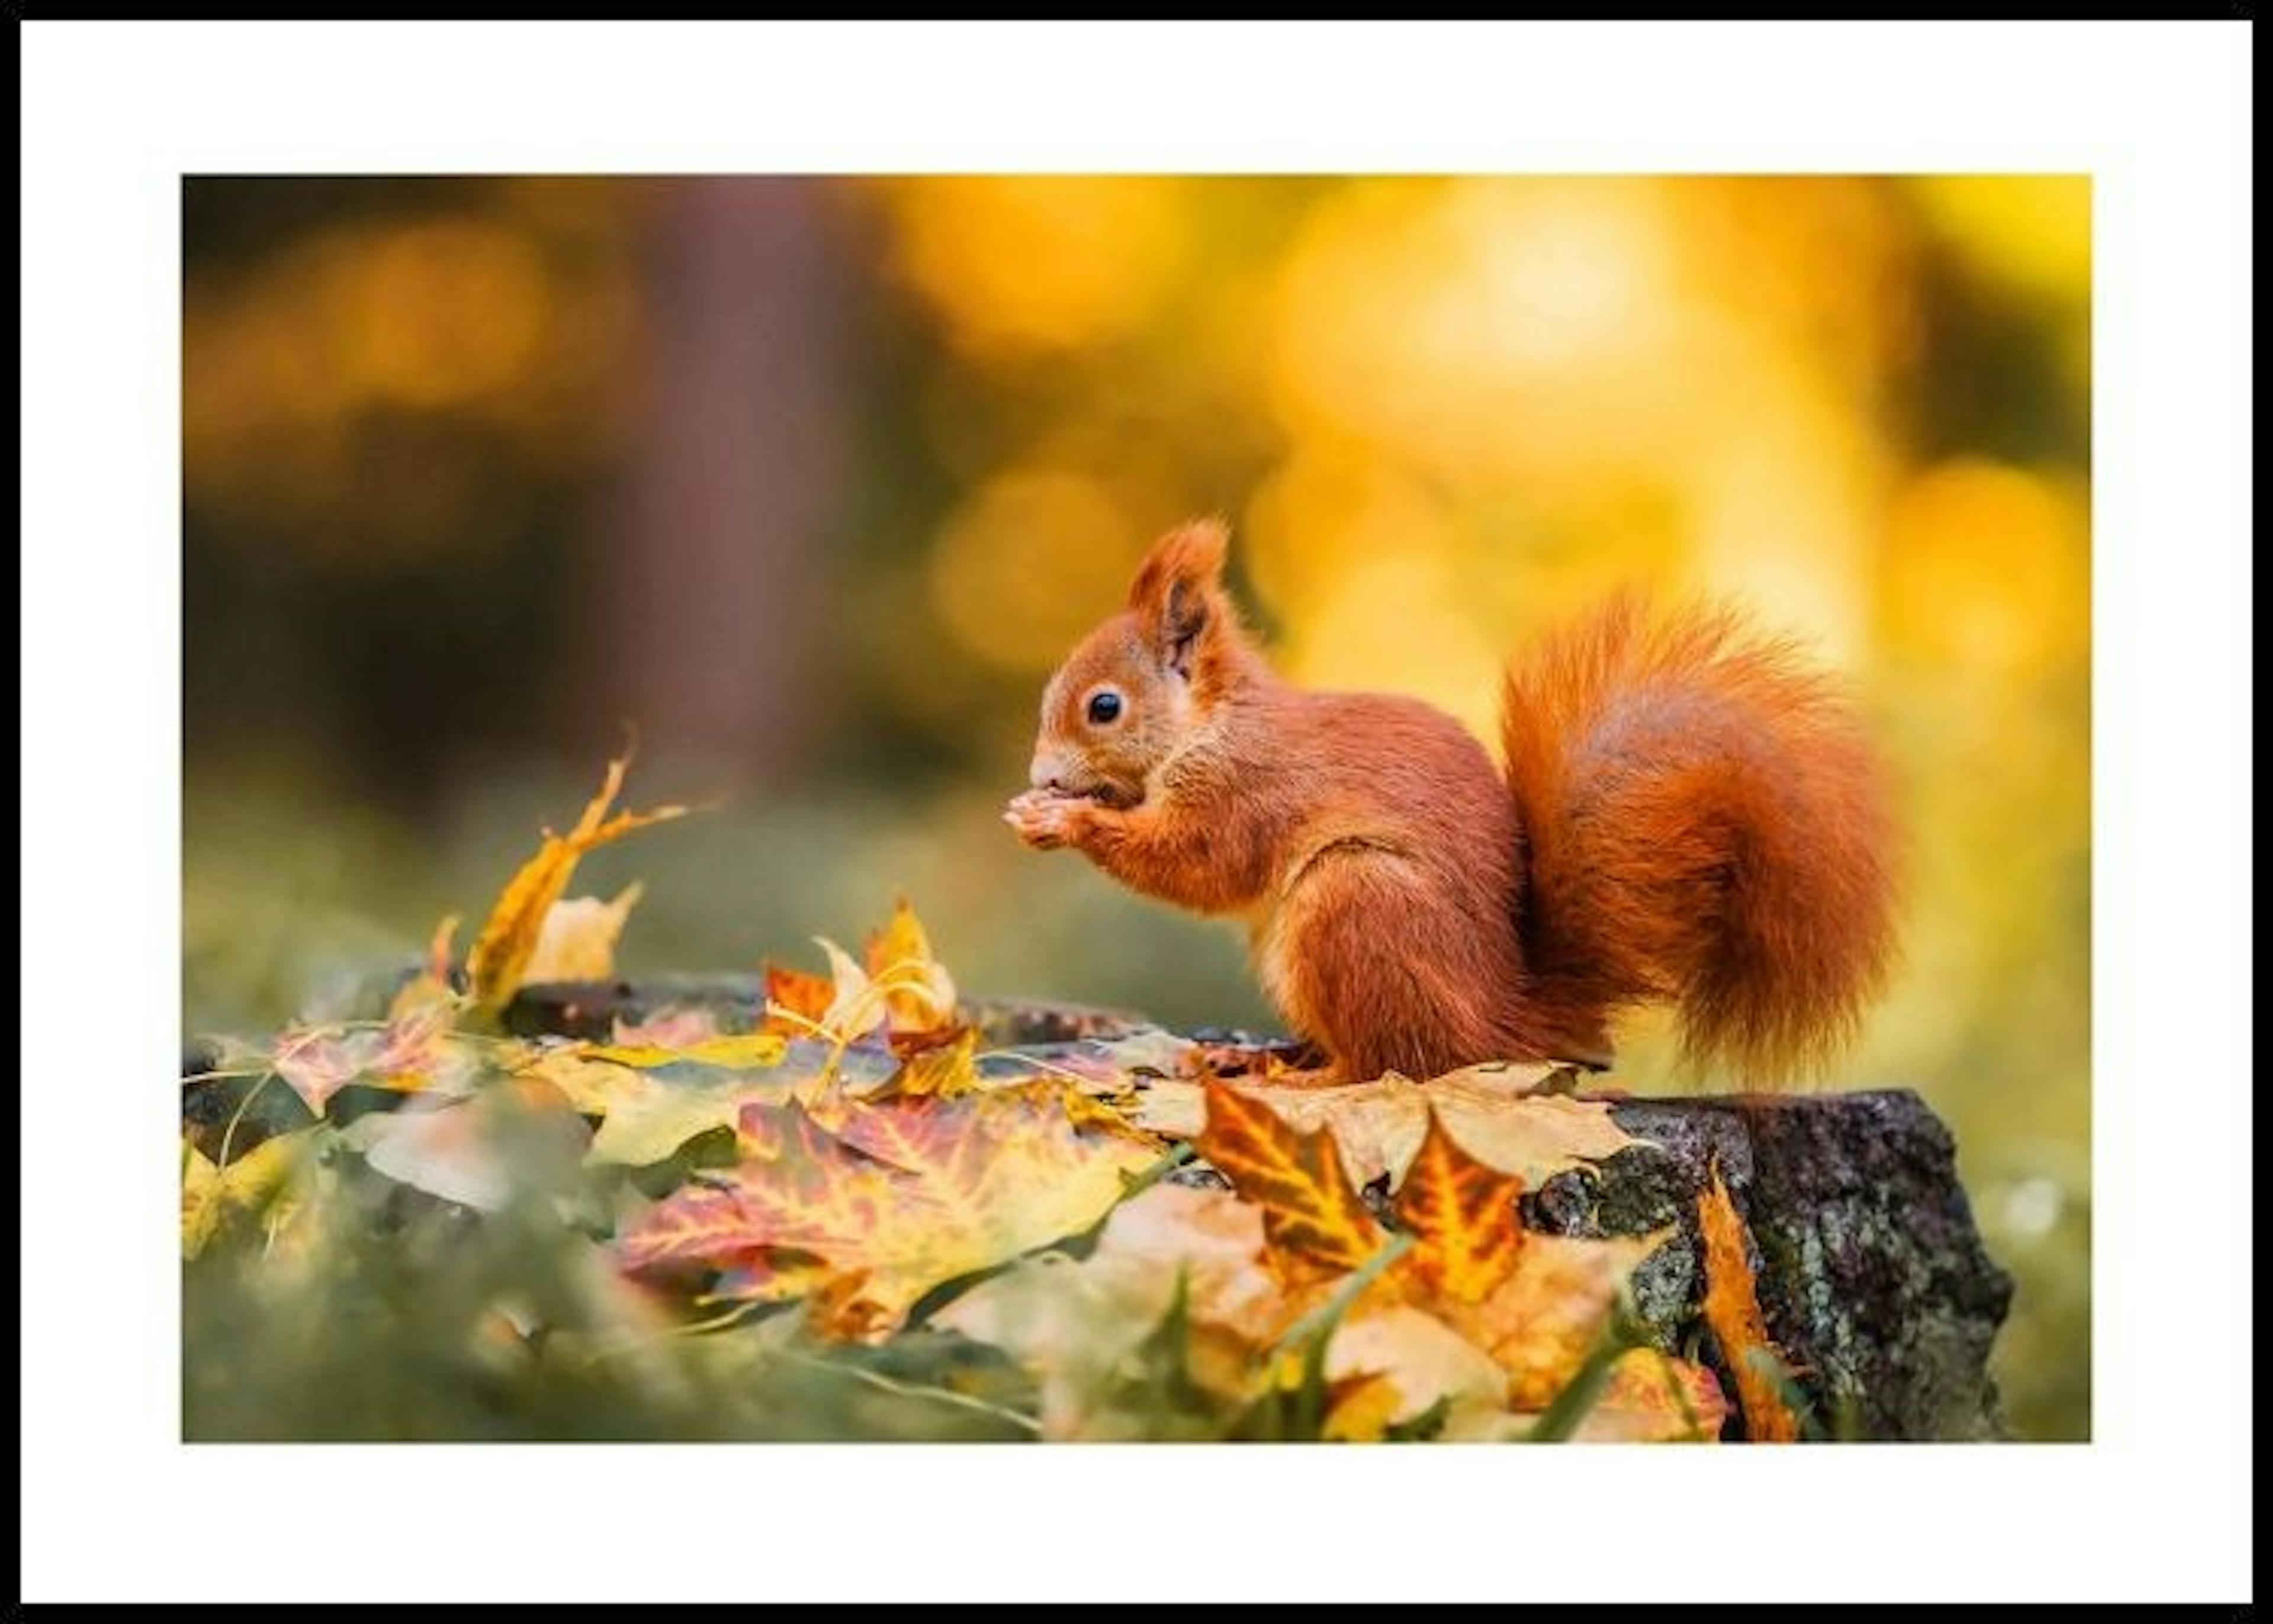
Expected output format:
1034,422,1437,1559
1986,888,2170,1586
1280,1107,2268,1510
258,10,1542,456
597,177,851,781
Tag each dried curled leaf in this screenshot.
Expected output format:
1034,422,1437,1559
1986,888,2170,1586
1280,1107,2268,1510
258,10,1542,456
465,756,687,1013
386,913,463,1027
1196,1077,1385,1276
521,883,645,985
862,896,960,1035
1698,1166,1801,1442
618,1084,1155,1339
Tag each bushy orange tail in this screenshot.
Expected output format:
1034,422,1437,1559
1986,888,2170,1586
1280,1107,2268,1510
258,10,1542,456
1499,596,1899,1080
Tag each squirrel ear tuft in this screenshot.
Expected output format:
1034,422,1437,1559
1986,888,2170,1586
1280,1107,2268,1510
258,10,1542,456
1128,518,1230,679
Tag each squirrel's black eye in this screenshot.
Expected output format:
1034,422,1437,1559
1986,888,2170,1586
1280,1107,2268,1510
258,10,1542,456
1086,689,1124,726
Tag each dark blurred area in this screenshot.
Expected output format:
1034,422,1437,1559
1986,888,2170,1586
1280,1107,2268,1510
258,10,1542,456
183,175,2089,1438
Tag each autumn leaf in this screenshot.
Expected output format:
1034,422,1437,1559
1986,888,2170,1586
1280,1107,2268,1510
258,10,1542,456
1391,1109,1525,1305
760,960,837,1037
385,913,463,1027
465,755,687,1013
1440,1348,1730,1443
268,1007,482,1116
704,1249,835,1310
1574,1349,1730,1443
943,1171,1680,1444
874,1029,983,1099
521,882,644,985
564,1027,979,1169
617,1084,1155,1338
343,1104,516,1211
1142,1062,1633,1193
1450,1229,1672,1410
182,1132,307,1259
582,1064,800,1168
937,1184,1305,1438
813,938,888,1044
500,1027,812,1167
1317,1304,1509,1439
1698,1165,1801,1442
610,1006,723,1049
1196,1077,1385,1275
506,1045,639,1116
584,1033,788,1071
271,1027,361,1115
862,895,960,1035
369,1002,478,1095
343,1093,592,1212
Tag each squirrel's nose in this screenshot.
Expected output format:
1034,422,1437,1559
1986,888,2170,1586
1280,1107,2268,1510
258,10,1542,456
1028,753,1068,794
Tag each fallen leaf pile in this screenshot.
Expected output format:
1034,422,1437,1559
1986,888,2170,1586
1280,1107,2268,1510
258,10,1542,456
181,755,1794,1443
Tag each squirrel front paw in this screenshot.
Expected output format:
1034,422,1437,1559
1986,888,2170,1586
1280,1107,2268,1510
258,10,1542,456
1003,789,1094,850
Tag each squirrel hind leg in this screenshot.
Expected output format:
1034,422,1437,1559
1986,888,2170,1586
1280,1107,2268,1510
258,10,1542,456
1257,848,1515,1084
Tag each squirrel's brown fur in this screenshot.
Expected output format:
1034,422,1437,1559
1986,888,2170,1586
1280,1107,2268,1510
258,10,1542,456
1005,518,1898,1085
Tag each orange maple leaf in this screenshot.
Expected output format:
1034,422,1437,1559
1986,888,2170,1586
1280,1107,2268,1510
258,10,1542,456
1392,1109,1526,1305
1196,1077,1385,1276
1698,1165,1801,1442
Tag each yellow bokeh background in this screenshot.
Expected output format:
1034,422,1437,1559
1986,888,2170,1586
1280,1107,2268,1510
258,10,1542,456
183,175,2090,1439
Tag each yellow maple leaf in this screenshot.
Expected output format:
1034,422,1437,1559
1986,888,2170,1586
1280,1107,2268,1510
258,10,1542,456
1391,1108,1526,1305
1196,1077,1386,1276
465,756,687,1013
1698,1165,1801,1442
521,882,645,985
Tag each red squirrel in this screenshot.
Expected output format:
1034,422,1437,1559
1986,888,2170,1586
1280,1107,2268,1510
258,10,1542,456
1004,518,1898,1085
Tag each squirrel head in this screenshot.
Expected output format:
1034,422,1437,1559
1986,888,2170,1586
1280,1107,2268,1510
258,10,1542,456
1026,517,1250,808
